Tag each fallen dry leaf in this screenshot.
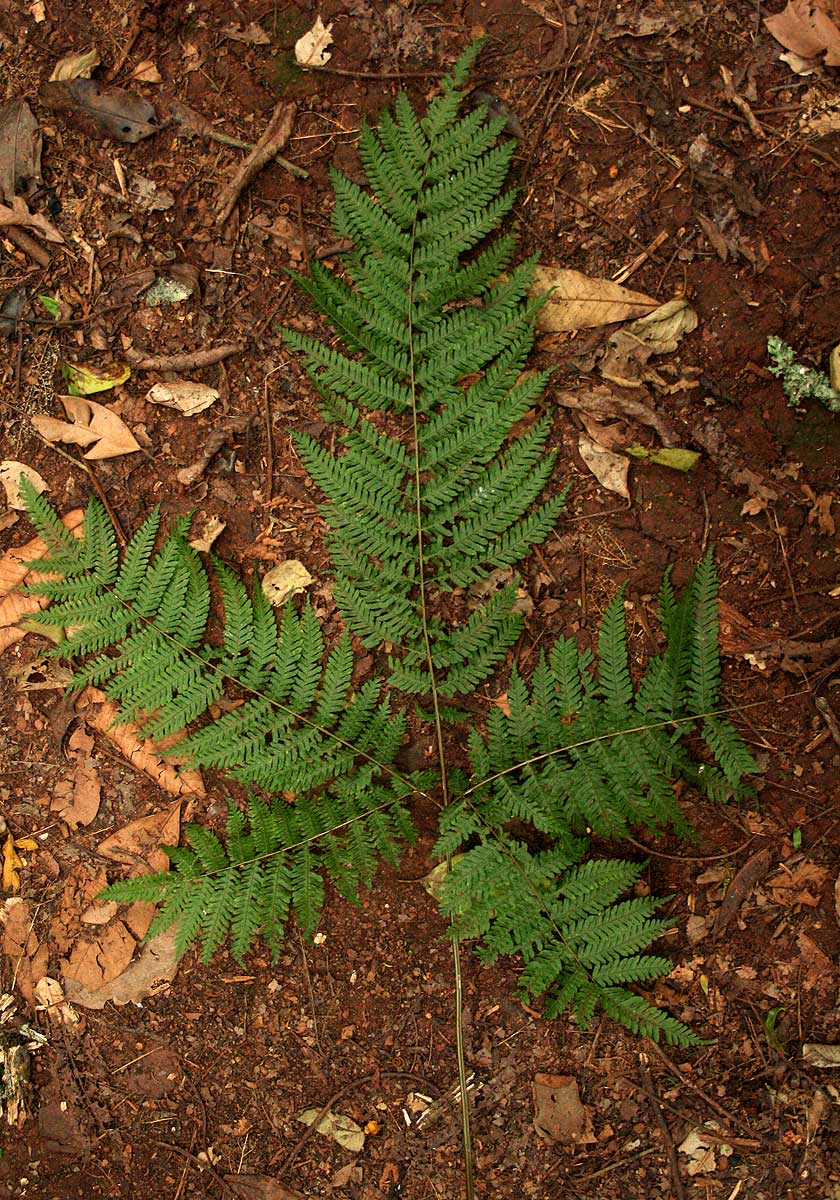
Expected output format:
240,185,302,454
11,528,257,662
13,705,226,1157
63,920,136,992
225,1177,305,1200
296,1107,364,1152
0,462,47,510
49,48,101,81
51,753,101,831
600,298,698,388
532,1074,595,1144
1,835,24,893
39,78,160,143
0,98,43,202
34,976,80,1027
32,395,140,459
130,59,162,84
0,194,64,243
188,516,226,553
98,803,181,875
63,927,179,1009
222,22,271,45
262,560,314,607
145,380,219,415
533,266,656,332
765,0,840,67
577,432,630,499
295,16,334,66
81,688,206,799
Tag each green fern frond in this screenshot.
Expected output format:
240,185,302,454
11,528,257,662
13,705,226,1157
283,51,566,699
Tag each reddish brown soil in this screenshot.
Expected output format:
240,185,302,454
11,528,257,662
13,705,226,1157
1,2,840,1198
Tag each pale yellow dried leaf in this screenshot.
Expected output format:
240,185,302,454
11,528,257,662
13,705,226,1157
262,560,314,608
49,47,101,81
533,266,657,332
0,462,48,510
577,432,630,499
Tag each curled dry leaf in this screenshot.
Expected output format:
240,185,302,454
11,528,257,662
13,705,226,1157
0,462,47,510
49,48,101,81
224,1176,306,1200
0,194,63,243
32,395,141,459
188,516,226,553
262,560,314,607
599,298,698,389
39,78,160,143
145,380,219,415
295,16,334,66
33,977,80,1027
533,266,656,332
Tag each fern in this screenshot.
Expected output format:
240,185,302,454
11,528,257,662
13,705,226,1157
13,50,763,1050
284,41,566,699
434,555,759,1044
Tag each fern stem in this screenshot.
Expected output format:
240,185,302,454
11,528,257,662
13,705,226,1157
405,131,475,1200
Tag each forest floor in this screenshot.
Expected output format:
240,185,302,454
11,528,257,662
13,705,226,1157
1,1,840,1198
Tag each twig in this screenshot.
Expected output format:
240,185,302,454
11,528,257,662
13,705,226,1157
645,1040,758,1137
553,183,651,249
214,102,296,226
124,343,244,372
168,98,308,179
150,1140,239,1199
639,1057,686,1200
770,508,801,618
4,225,52,267
815,696,840,748
719,65,765,139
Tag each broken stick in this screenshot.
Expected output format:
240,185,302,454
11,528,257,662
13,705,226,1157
214,102,297,226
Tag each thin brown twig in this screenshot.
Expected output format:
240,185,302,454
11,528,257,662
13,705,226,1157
150,1139,239,1199
640,1058,687,1200
645,1040,758,1137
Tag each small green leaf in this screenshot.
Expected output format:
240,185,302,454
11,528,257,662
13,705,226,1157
38,294,61,318
625,446,701,471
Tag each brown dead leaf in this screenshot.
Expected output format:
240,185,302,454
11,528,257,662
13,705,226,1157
98,804,181,874
766,860,828,909
599,299,698,389
63,927,179,1009
711,847,772,937
797,931,834,990
81,688,206,798
2,897,37,960
0,194,64,243
39,78,160,143
31,395,140,460
51,754,100,830
0,510,85,612
63,920,136,991
765,0,840,67
0,462,48,511
224,1176,305,1200
577,432,630,499
533,266,656,332
130,60,162,84
532,1074,595,1144
802,484,835,535
34,976,80,1027
0,98,43,202
222,22,272,45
